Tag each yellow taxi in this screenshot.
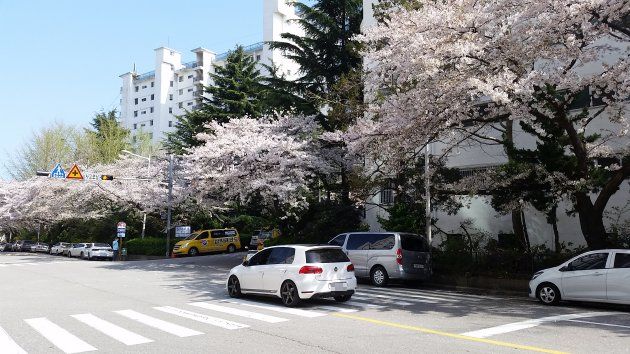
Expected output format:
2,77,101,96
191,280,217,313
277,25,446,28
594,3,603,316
172,228,241,257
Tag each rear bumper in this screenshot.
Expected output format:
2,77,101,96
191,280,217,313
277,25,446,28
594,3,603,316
310,290,355,299
299,277,358,299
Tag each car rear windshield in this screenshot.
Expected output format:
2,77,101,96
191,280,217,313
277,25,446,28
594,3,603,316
94,243,110,248
400,234,429,252
305,248,349,263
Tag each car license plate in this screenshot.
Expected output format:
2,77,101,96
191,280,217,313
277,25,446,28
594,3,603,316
413,264,424,269
332,282,347,291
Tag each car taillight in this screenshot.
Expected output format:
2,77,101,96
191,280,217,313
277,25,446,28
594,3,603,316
396,248,403,265
299,266,323,274
347,264,355,272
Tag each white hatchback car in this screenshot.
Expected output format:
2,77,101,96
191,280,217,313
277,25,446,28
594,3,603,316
227,245,357,307
529,249,630,305
68,243,88,258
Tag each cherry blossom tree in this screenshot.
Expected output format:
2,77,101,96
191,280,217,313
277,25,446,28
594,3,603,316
355,0,630,248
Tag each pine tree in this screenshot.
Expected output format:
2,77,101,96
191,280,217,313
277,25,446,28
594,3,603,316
164,46,266,154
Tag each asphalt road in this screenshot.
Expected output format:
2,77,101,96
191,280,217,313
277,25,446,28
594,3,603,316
1,251,629,354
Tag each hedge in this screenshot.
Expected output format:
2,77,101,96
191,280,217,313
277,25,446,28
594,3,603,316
125,237,178,256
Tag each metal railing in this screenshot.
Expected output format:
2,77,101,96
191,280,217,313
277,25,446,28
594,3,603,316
216,42,264,61
183,61,199,69
135,71,155,81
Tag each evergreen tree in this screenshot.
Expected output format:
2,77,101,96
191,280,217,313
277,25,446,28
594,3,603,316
86,109,131,164
165,46,267,154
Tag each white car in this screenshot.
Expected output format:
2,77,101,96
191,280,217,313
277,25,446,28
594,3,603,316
84,243,114,261
50,242,71,255
227,245,357,307
529,249,630,305
68,243,88,258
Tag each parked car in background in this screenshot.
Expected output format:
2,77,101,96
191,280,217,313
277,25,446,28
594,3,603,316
0,242,9,252
29,243,38,252
12,241,24,251
529,249,630,306
83,243,114,261
33,242,50,253
249,229,281,248
61,243,74,256
68,243,88,258
173,229,241,257
328,232,432,287
20,240,35,252
50,242,71,255
227,245,356,307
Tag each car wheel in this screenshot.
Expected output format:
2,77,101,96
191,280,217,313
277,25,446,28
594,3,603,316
280,281,301,307
370,266,389,287
334,294,352,302
227,275,242,298
537,283,561,305
227,244,236,253
188,247,199,257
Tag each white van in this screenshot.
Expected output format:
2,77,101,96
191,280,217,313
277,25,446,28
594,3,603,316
329,232,432,286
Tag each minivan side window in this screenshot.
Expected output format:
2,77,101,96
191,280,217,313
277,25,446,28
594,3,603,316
346,234,370,250
614,253,630,269
566,253,609,271
329,234,346,247
400,234,429,252
369,234,395,250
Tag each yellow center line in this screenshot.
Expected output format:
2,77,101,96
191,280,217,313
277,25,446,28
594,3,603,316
332,313,569,354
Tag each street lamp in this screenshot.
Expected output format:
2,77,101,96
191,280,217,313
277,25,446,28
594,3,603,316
121,150,151,239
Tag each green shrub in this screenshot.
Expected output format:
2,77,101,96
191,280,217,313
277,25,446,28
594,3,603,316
125,237,177,256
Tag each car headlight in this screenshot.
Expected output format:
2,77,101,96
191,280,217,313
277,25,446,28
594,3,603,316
531,270,544,280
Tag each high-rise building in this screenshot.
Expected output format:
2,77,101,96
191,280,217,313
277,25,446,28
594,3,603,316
118,0,302,144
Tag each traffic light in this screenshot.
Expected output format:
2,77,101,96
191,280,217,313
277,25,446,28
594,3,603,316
100,175,114,181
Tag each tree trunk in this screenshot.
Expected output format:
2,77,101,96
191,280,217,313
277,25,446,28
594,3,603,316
574,192,609,249
512,209,527,250
548,205,561,254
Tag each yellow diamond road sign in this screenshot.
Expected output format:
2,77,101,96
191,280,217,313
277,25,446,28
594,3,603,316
66,164,84,180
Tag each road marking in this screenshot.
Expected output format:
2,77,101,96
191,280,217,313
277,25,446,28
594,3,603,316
351,295,415,306
344,301,386,309
189,302,289,323
25,317,97,353
386,287,499,300
224,299,326,318
462,312,621,338
0,264,7,267
360,288,457,302
566,319,630,329
154,306,249,330
114,310,202,337
314,305,359,313
333,313,567,354
354,292,436,304
0,325,27,354
71,313,153,346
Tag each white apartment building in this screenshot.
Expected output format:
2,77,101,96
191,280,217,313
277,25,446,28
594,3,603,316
119,0,302,144
361,0,629,248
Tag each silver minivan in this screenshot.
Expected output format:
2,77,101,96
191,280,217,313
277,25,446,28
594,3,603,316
329,232,432,286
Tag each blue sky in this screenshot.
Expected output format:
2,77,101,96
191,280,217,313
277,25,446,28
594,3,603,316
0,0,265,175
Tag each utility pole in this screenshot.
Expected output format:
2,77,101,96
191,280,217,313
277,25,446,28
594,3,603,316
424,144,432,245
166,154,173,257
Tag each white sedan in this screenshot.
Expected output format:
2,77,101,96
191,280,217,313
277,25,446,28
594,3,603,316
84,243,114,260
68,243,88,258
529,249,630,305
227,245,357,307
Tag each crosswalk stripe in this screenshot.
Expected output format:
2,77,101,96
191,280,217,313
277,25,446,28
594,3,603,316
25,317,97,353
344,300,387,309
351,295,415,306
224,299,327,318
189,302,288,323
313,305,358,313
114,310,202,337
0,325,27,354
360,288,458,302
71,313,153,346
354,292,437,304
397,288,498,300
0,264,7,267
154,306,249,330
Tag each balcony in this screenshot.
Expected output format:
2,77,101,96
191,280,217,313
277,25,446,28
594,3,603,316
216,42,264,61
183,61,199,69
135,71,155,81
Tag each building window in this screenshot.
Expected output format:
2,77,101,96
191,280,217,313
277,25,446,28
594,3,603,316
150,107,154,113
179,89,184,95
142,85,147,89
149,133,153,139
170,81,173,87
151,82,154,87
134,111,138,117
135,86,139,92
168,121,173,127
150,120,154,126
187,74,193,79
178,102,183,108
187,88,193,92
169,107,173,114
169,94,173,101
150,94,154,100
380,181,395,205
178,76,183,82
134,98,138,105
141,123,146,127
141,98,146,102
132,136,137,143
141,111,146,115
256,55,261,61
133,123,137,129
187,101,193,106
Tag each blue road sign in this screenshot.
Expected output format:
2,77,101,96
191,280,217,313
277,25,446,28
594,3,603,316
49,163,66,179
